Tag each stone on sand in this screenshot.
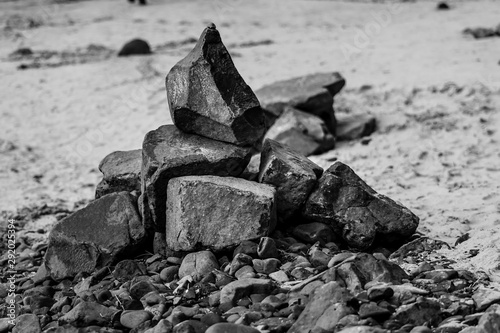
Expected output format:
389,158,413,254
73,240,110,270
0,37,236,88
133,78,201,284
166,23,266,146
118,38,152,56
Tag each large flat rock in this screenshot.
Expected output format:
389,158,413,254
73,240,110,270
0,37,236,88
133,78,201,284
166,175,276,252
141,125,252,234
45,192,145,280
166,24,266,146
303,161,419,250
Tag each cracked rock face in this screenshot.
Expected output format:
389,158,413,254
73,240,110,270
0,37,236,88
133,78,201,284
166,24,266,147
95,149,142,199
45,192,146,280
303,161,419,250
264,106,336,156
165,175,277,252
258,139,323,222
141,125,252,234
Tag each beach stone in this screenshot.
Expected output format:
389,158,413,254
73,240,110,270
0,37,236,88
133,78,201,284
220,278,274,305
240,154,261,182
113,259,147,282
255,72,345,134
166,176,276,252
130,279,158,300
173,320,209,333
252,258,280,274
179,251,220,282
166,24,265,146
233,240,259,258
292,222,336,245
142,125,251,234
145,319,173,333
303,161,419,250
206,323,260,333
59,301,118,327
95,149,142,199
230,253,254,276
264,106,335,156
257,237,280,259
118,38,151,56
288,281,354,333
12,314,41,333
336,114,376,141
473,288,500,311
0,319,13,333
160,266,179,283
45,192,145,280
121,310,152,329
251,317,294,332
269,270,289,283
235,265,255,279
258,139,323,221
337,253,408,292
337,326,388,333
392,298,442,327
359,302,392,320
437,1,450,10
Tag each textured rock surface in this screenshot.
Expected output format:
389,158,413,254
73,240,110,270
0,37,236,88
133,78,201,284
336,114,377,141
264,106,335,156
45,192,145,280
142,125,251,233
58,301,118,327
166,24,265,146
304,161,419,249
288,281,354,333
95,149,142,199
255,72,345,134
166,176,276,252
179,251,220,282
220,278,274,305
258,139,322,222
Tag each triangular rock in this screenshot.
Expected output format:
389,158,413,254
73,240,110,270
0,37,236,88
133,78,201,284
166,23,266,146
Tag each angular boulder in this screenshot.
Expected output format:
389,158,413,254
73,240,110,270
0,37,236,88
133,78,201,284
258,139,322,222
166,176,276,252
336,114,377,141
95,149,142,199
255,72,345,133
45,192,146,280
142,125,252,233
166,23,266,146
264,106,335,156
303,161,419,250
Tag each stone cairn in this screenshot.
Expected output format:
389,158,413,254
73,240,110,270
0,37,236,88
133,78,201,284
5,24,500,333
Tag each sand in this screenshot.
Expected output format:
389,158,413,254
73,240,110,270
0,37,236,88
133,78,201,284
1,0,499,276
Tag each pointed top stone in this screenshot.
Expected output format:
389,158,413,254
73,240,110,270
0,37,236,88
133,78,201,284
207,22,216,29
166,25,266,146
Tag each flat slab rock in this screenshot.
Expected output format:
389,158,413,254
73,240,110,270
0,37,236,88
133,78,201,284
166,175,277,252
142,124,252,234
166,24,266,146
95,149,142,199
304,161,419,250
255,72,345,133
264,106,335,157
258,139,323,222
45,192,145,280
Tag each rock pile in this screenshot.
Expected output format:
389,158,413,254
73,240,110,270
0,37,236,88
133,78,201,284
2,24,500,333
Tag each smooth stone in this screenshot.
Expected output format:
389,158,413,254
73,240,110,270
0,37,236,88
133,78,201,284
120,310,153,329
220,279,274,305
179,251,220,282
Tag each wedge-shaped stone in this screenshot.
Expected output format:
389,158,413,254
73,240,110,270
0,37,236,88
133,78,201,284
166,24,265,146
264,106,335,156
255,72,345,133
166,176,276,252
258,139,322,222
45,192,145,280
142,125,251,233
303,161,419,250
95,149,142,199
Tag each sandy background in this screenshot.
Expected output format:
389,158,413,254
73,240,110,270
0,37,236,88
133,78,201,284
1,0,499,276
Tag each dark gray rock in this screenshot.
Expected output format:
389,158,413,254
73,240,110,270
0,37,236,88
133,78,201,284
120,310,152,329
173,320,209,333
179,251,220,282
303,161,419,250
206,323,260,333
391,298,442,327
258,139,323,221
45,192,146,280
264,107,335,156
118,39,151,56
59,301,118,327
166,24,265,146
336,114,376,141
292,222,337,245
12,314,41,333
142,124,252,234
257,237,280,259
113,259,147,282
165,176,276,252
255,72,345,134
220,278,274,305
95,149,142,199
288,281,354,333
337,253,408,292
